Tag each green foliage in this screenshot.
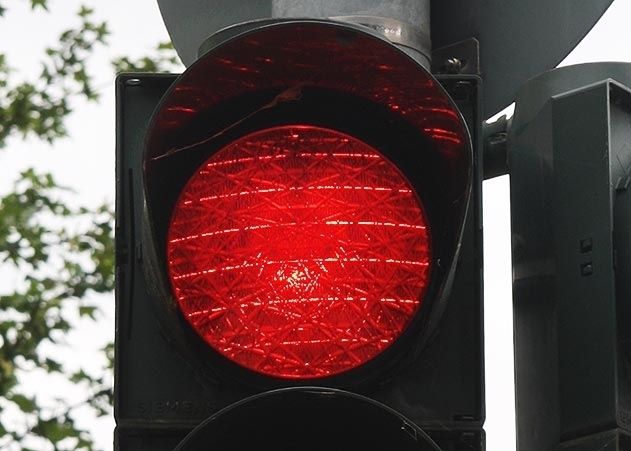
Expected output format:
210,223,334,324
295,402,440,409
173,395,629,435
0,5,109,147
0,170,114,450
0,2,180,450
0,1,49,18
112,41,181,73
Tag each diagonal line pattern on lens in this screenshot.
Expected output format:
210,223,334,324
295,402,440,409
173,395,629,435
167,125,432,379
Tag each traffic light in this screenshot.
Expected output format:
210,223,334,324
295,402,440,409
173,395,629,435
115,18,484,451
510,63,631,450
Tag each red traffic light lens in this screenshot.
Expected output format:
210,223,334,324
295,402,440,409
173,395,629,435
167,125,432,379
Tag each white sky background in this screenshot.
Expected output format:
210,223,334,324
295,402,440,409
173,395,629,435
0,0,630,450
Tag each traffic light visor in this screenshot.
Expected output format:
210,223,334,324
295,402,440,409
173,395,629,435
144,19,472,384
174,387,440,451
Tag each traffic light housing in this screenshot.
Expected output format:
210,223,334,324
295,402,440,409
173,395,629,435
510,63,631,450
115,19,484,450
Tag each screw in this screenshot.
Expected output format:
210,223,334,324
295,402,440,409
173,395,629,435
444,58,463,74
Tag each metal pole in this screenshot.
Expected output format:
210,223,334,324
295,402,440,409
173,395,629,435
272,0,431,68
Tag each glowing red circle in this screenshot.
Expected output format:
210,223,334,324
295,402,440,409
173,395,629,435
167,125,432,379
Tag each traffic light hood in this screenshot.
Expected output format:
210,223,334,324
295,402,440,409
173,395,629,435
144,19,469,164
141,19,473,385
174,387,441,450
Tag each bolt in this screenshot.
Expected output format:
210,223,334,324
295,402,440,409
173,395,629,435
444,58,463,74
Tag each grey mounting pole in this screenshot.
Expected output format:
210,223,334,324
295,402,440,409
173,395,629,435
271,0,431,69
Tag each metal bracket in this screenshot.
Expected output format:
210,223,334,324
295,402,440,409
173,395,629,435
432,38,480,76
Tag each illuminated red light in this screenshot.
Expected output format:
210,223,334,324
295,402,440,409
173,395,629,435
167,125,432,379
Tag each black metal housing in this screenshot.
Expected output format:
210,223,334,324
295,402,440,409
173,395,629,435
142,88,464,391
174,387,441,451
139,18,474,393
114,71,484,451
509,63,631,450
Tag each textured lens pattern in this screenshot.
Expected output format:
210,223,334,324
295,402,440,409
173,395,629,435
167,126,431,379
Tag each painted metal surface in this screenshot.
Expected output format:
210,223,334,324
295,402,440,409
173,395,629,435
156,0,615,118
509,62,631,450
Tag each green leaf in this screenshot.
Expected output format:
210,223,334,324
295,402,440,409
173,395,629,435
9,393,37,413
30,0,48,11
112,40,181,73
43,358,63,373
35,418,77,444
78,305,97,319
70,369,91,384
78,5,93,17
